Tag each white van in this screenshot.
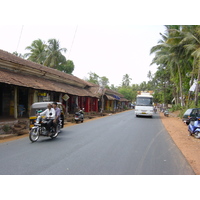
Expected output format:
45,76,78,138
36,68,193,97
135,93,154,117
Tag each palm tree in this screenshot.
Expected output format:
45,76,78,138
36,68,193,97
150,27,174,105
151,25,192,107
25,39,47,64
44,39,67,68
122,74,132,87
180,25,200,106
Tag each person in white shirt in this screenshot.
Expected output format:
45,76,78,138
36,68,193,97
40,103,55,134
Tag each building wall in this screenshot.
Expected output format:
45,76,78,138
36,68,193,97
105,100,114,111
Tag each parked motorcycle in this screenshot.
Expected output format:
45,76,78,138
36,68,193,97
75,110,84,123
164,109,169,117
29,111,62,142
188,117,200,139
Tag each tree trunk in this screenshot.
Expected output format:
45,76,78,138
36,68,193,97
195,66,200,106
177,64,185,106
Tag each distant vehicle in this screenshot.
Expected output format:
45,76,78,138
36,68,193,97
75,109,84,123
182,108,200,125
135,93,154,117
164,109,169,117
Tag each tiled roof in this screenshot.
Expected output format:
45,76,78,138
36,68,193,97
0,49,129,101
0,68,97,97
0,49,87,88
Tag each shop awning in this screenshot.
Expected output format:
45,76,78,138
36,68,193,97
105,95,116,100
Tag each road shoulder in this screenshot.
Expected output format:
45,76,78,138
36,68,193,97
160,112,200,175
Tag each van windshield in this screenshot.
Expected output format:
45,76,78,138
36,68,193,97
136,97,153,106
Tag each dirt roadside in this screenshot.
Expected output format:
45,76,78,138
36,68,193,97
160,111,200,175
1,111,199,174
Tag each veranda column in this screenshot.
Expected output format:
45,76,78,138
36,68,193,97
14,86,18,119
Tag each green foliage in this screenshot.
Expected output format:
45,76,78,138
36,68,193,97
117,87,135,102
24,38,74,74
13,51,25,58
121,74,132,87
57,60,74,74
25,39,47,64
1,125,11,134
150,25,200,107
86,72,110,88
87,72,100,85
171,104,182,112
99,76,109,88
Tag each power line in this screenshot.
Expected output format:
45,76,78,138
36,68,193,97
68,25,78,60
16,25,24,52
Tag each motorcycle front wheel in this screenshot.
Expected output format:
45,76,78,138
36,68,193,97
29,128,40,142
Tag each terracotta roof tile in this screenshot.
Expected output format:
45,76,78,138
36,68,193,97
0,49,87,87
0,69,97,97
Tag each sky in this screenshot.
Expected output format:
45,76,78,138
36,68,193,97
1,0,197,87
0,24,165,86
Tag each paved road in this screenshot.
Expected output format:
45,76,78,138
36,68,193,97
0,110,195,175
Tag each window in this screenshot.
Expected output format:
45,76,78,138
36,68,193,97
136,97,153,106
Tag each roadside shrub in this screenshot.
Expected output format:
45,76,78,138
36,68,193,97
179,107,188,118
1,125,12,134
171,104,182,112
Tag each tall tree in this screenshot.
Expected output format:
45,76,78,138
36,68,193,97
13,51,25,58
25,39,46,64
150,25,190,106
44,39,67,68
122,74,132,87
25,38,75,74
87,72,100,85
57,60,75,74
180,25,200,106
99,76,109,88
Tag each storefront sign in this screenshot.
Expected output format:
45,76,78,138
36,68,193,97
62,94,70,101
38,92,47,97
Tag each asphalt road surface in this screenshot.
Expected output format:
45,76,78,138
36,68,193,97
0,110,195,175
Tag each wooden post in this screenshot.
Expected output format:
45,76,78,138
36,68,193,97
14,86,18,119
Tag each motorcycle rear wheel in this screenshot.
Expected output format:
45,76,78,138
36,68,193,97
194,131,200,139
50,127,58,139
29,128,40,142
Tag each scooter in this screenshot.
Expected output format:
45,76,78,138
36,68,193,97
188,117,200,139
75,110,84,123
29,111,61,142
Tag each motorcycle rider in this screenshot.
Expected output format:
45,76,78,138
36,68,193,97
39,103,55,134
52,102,61,132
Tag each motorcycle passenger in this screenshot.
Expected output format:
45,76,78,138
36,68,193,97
39,103,55,134
52,102,61,132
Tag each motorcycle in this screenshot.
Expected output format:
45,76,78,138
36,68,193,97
188,117,200,139
75,110,84,123
29,111,62,142
164,109,169,117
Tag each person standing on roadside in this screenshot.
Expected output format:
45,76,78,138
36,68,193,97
52,102,61,132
